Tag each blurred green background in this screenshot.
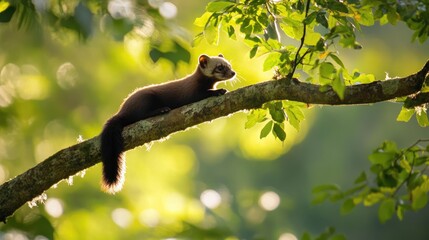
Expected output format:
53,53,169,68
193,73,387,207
0,0,428,239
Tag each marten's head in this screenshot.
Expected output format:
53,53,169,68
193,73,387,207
198,54,235,81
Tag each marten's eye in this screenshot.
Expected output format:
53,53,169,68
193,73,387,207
215,65,225,72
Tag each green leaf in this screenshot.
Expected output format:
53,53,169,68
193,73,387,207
412,188,428,210
227,25,236,39
378,198,395,223
194,12,211,27
396,107,415,122
328,1,349,13
263,52,282,71
204,22,220,45
368,152,396,166
245,109,266,129
304,11,318,25
356,9,374,26
354,171,367,184
260,121,273,139
364,192,384,206
316,12,329,28
273,123,286,141
328,53,345,68
268,102,285,123
312,192,329,205
319,62,336,79
387,10,399,25
0,1,9,13
416,110,429,127
285,106,304,131
249,45,258,58
332,70,345,100
341,198,355,215
312,184,340,193
206,1,235,12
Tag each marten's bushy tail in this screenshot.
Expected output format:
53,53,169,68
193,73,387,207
100,115,126,194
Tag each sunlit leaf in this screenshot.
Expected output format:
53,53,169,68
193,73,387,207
285,106,304,131
396,107,415,122
206,1,235,12
364,192,384,206
204,22,220,45
332,70,345,100
263,52,282,71
319,62,336,79
194,12,212,27
245,109,267,129
356,9,374,26
416,110,429,127
0,1,9,13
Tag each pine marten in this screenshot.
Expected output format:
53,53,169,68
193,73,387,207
100,54,235,193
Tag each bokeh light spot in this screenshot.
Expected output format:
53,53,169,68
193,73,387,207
112,208,133,228
200,189,222,209
56,62,78,89
279,233,298,240
159,2,177,19
139,208,160,227
45,198,64,218
259,191,280,211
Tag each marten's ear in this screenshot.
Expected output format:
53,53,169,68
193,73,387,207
199,54,210,68
218,54,224,58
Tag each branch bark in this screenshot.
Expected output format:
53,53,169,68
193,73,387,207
1,60,428,222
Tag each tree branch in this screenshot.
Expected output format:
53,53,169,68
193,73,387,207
1,60,428,222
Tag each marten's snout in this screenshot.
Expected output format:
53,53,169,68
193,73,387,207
229,70,236,78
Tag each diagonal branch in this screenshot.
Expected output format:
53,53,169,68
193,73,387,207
0,60,428,222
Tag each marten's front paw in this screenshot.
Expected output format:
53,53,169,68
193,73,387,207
216,89,227,96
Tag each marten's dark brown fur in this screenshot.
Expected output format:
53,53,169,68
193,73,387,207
100,54,235,193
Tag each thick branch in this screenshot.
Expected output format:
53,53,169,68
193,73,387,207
1,60,428,222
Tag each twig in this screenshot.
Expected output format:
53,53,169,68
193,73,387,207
289,0,311,78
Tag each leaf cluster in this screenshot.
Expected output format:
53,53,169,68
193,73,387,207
312,139,429,223
245,101,306,142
